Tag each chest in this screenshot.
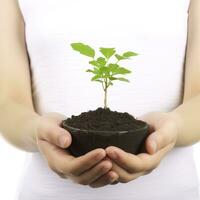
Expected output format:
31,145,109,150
21,0,190,42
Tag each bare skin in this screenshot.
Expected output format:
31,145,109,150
105,0,200,183
0,0,200,187
0,0,118,188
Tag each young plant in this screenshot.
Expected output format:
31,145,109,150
70,42,138,109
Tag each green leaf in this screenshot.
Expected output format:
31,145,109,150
71,42,95,58
95,79,103,83
113,67,132,75
116,77,130,82
86,69,94,73
123,51,138,58
99,66,109,76
108,63,119,73
89,60,99,67
97,57,106,66
86,68,99,74
99,47,116,59
115,54,128,61
91,74,102,81
108,76,118,81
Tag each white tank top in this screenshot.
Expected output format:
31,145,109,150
16,0,200,199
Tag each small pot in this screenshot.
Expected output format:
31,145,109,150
61,120,149,157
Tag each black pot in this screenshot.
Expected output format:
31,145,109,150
61,120,149,157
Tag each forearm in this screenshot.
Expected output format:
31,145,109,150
169,94,200,146
0,99,40,152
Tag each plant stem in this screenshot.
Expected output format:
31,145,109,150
104,87,107,109
101,79,105,91
103,58,110,109
104,78,108,109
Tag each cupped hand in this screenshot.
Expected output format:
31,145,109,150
36,112,119,188
105,111,179,183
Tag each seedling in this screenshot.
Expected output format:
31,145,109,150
62,43,148,157
70,42,138,109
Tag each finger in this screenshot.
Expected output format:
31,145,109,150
106,146,146,173
106,144,173,173
137,142,174,170
146,128,175,154
38,118,72,148
110,180,119,185
111,161,145,183
39,140,107,177
68,149,106,176
140,142,174,161
37,139,74,174
73,158,112,185
137,115,155,133
89,171,119,188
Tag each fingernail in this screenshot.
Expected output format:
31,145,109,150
59,135,68,148
150,140,157,153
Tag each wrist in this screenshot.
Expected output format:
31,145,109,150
167,110,184,147
24,112,42,152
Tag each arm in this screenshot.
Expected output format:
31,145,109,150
0,0,119,187
170,0,200,146
0,0,40,151
105,0,200,183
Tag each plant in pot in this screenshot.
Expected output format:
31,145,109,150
61,42,149,157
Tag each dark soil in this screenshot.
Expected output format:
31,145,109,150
63,107,142,131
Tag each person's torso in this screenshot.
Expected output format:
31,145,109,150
16,0,200,199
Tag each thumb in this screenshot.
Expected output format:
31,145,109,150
43,112,66,125
38,115,72,149
145,129,174,155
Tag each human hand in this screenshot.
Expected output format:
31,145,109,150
105,111,179,183
36,112,119,188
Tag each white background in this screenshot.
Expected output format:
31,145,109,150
0,137,199,200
